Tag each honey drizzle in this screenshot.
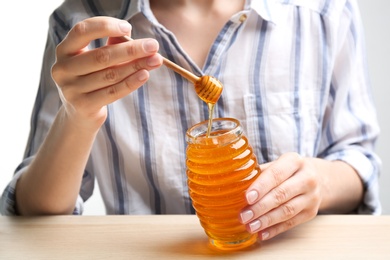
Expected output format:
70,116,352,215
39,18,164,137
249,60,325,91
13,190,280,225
206,103,215,138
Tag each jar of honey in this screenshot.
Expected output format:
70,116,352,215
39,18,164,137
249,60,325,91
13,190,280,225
186,117,261,251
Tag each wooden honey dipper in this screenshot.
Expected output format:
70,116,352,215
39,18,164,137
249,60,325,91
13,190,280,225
121,36,223,104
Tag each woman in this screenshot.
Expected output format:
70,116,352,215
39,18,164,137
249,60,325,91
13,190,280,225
1,0,381,241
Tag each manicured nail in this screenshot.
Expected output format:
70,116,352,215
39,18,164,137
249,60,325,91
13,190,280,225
147,55,161,67
119,21,131,33
249,220,261,232
246,190,259,204
143,39,158,53
240,210,254,223
261,231,269,240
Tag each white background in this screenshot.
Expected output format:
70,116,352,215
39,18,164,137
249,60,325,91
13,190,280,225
1,1,389,215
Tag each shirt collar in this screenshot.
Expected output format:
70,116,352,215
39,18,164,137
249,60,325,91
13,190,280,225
121,0,145,20
123,0,282,25
247,0,282,25
123,0,161,25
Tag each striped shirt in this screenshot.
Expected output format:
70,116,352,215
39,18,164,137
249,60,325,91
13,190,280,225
0,0,382,215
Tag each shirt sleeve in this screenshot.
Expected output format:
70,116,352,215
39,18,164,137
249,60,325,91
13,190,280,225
0,166,85,216
319,0,381,214
0,11,90,216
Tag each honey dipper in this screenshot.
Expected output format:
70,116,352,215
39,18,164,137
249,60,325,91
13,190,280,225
120,35,223,104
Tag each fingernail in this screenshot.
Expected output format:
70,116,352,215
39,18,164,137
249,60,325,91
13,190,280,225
246,190,259,204
240,210,254,223
147,55,161,67
249,220,261,232
143,39,159,53
119,21,132,33
261,231,269,240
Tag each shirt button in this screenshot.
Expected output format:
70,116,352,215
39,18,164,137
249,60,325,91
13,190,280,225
239,14,247,22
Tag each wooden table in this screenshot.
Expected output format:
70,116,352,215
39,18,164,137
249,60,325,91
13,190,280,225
1,215,389,259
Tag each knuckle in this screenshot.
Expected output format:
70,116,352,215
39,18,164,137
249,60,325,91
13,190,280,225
131,61,144,72
282,203,296,217
273,187,288,205
303,172,319,191
270,166,284,185
308,173,318,187
51,61,68,82
103,68,119,82
73,21,88,37
95,48,111,66
125,44,137,58
106,85,119,98
284,218,296,229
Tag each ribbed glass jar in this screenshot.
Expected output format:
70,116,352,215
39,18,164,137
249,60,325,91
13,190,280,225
186,118,261,251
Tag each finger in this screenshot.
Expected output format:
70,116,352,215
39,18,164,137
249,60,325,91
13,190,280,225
66,53,162,94
72,69,150,112
240,172,304,223
57,38,160,77
57,17,132,57
257,205,316,241
259,162,271,171
246,194,307,235
245,153,303,205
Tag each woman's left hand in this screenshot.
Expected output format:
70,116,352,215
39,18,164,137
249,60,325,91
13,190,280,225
239,152,322,240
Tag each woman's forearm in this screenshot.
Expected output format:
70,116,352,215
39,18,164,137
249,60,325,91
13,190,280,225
15,107,101,215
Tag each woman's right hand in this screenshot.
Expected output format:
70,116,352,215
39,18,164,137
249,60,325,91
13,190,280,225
14,17,163,215
51,16,163,131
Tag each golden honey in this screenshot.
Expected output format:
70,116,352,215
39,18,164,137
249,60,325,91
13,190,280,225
186,118,261,251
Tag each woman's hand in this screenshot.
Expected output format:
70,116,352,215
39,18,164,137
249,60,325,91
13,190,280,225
239,152,322,240
51,16,163,131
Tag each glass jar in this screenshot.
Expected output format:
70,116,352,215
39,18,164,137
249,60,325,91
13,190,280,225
186,117,261,251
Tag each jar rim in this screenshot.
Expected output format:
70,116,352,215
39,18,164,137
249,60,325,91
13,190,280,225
186,117,242,144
